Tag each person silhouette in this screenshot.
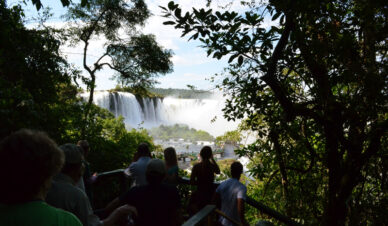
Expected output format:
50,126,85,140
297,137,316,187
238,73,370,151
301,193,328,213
189,146,220,214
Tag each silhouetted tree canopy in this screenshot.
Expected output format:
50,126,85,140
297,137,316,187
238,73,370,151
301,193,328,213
64,0,173,136
162,0,387,224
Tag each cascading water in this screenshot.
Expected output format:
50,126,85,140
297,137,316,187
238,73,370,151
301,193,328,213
160,97,239,137
82,91,239,137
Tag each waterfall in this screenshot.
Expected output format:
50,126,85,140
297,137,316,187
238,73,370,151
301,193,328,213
93,91,143,126
83,91,239,137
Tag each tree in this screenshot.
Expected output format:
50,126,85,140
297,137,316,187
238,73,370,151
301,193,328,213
162,0,387,225
0,1,83,143
64,0,173,136
215,130,242,147
29,0,88,10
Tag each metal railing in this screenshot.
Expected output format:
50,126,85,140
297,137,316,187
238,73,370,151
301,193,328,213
94,169,301,226
182,205,216,226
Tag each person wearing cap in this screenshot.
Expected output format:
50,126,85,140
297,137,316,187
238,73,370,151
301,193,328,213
106,159,182,226
0,129,82,226
125,143,152,187
46,143,136,226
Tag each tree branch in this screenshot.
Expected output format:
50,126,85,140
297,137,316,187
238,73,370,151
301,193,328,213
93,53,109,71
259,12,314,123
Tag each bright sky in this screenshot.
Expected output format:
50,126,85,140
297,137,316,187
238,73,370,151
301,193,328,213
9,0,244,90
11,0,276,91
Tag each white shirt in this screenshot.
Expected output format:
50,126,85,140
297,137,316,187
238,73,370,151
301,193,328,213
46,173,102,226
216,178,247,226
128,156,151,187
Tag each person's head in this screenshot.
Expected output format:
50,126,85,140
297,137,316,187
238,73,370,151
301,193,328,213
231,161,243,179
60,143,84,184
146,159,167,185
164,147,177,167
0,129,64,204
77,140,89,157
137,143,150,157
200,146,212,161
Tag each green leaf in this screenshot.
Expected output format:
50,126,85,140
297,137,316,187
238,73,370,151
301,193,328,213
168,1,175,10
80,0,87,7
174,8,182,19
228,53,239,63
163,21,176,25
61,0,71,7
32,0,42,10
272,12,281,21
279,15,285,25
238,55,243,65
159,6,167,11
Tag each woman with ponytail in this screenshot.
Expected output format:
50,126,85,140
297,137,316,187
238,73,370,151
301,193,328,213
189,146,220,214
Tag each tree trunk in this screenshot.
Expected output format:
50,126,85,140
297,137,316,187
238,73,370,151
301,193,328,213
270,129,291,215
81,73,95,138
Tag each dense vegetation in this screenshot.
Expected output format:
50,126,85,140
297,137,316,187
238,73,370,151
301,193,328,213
108,86,214,99
215,130,242,147
148,124,214,141
62,0,173,136
149,87,213,99
163,0,387,225
3,0,387,225
0,1,162,172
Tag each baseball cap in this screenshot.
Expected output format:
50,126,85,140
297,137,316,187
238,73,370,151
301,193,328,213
59,143,83,164
146,159,166,176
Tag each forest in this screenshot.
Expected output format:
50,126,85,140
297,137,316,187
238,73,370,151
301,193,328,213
109,86,213,99
149,124,214,141
0,0,387,225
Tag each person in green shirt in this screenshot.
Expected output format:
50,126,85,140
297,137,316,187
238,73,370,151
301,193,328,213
0,129,81,226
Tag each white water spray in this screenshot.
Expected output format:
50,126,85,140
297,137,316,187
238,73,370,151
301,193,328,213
83,91,239,137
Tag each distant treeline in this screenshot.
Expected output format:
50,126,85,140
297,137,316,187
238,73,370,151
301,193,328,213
149,124,214,141
108,86,214,99
149,88,213,99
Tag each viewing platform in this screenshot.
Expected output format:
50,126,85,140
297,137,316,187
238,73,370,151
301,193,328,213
93,168,302,226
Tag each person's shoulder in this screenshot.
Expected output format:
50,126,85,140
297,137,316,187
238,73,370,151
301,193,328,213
220,178,234,187
217,179,230,190
72,183,89,197
59,210,83,225
237,181,247,191
129,161,137,168
193,162,201,169
221,178,233,185
46,203,83,226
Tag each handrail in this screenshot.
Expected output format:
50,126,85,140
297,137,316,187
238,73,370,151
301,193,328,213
95,169,301,226
178,177,300,226
214,209,242,226
245,197,300,226
182,205,216,226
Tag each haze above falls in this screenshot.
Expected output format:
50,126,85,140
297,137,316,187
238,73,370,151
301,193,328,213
84,91,239,137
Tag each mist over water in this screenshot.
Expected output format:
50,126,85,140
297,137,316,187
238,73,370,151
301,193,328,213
161,97,239,137
84,91,239,137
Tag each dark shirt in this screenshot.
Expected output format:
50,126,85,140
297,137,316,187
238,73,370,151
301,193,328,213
119,183,180,226
192,162,218,193
191,162,219,210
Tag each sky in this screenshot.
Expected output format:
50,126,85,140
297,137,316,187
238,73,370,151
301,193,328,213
10,0,276,91
9,0,248,91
